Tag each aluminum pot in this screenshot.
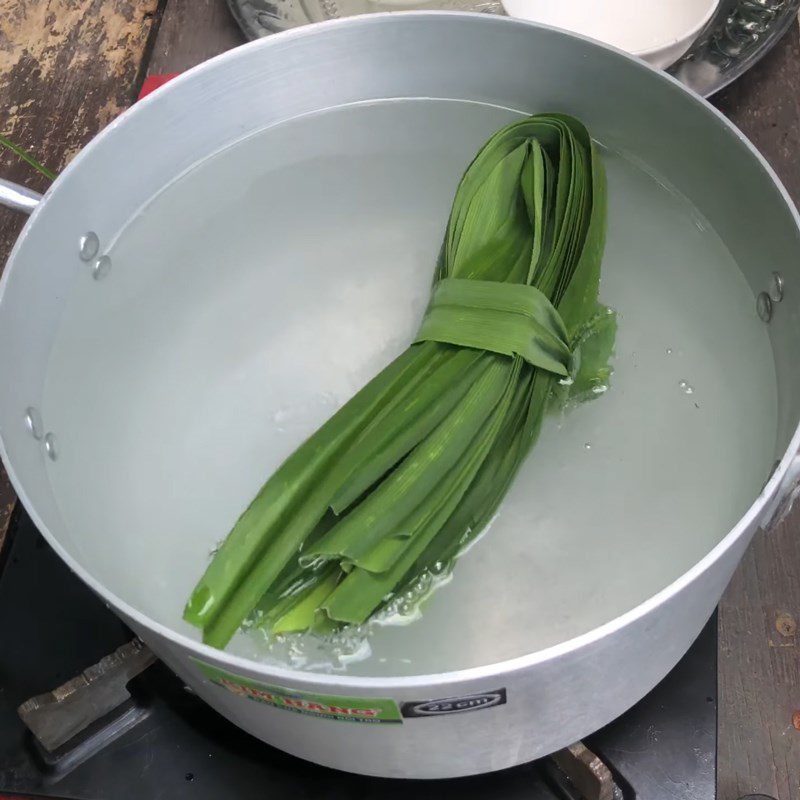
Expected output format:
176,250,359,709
1,12,799,780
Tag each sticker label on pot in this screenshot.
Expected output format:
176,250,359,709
401,688,507,718
191,658,402,724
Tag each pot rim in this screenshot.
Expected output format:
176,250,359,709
2,10,798,690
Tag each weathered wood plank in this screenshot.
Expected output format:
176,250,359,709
714,19,800,800
0,0,163,549
146,0,243,76
717,512,800,800
0,0,163,216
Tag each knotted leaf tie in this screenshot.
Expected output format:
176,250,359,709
415,277,572,377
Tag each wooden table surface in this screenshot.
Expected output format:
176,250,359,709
0,3,799,797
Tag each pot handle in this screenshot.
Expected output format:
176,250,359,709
762,453,800,530
0,177,43,215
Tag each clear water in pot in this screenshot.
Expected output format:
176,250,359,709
41,98,777,676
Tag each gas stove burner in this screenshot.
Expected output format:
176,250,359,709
17,647,627,799
0,510,716,799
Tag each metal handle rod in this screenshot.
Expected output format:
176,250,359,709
0,177,43,215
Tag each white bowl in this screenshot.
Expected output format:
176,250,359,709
499,0,720,69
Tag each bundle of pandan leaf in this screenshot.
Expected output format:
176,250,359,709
184,113,616,648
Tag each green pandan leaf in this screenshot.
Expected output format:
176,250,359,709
185,113,614,646
570,305,617,400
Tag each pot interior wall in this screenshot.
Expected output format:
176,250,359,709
0,16,797,678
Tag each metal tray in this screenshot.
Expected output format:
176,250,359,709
226,0,800,97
